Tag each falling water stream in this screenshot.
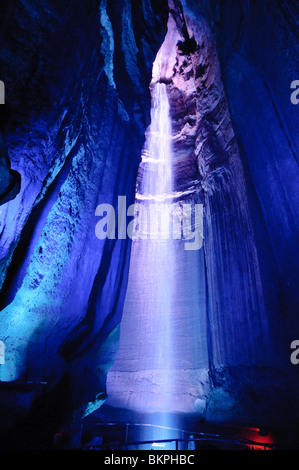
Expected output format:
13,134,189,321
142,83,173,200
123,82,177,447
140,82,175,441
107,50,209,447
106,55,209,445
107,82,181,449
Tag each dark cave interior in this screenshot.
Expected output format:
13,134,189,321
0,0,298,451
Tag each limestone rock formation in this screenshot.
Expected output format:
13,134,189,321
0,0,298,449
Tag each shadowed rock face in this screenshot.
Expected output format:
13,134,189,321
0,133,21,205
182,0,299,338
180,0,299,429
0,0,298,448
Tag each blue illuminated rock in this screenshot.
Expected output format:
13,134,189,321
0,0,168,445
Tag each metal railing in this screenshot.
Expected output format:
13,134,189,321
78,422,276,451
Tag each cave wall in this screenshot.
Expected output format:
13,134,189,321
213,0,299,346
181,0,299,345
181,0,299,428
0,0,298,446
0,0,168,442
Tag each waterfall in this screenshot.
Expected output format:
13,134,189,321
142,83,173,199
139,82,176,444
107,82,179,444
106,68,208,449
106,79,208,420
141,82,175,419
